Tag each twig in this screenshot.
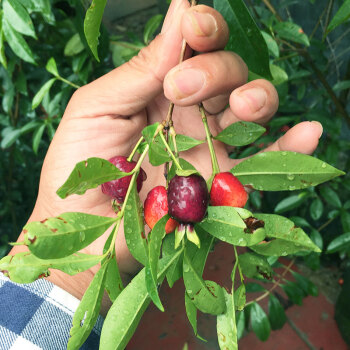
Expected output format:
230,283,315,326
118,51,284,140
287,317,318,350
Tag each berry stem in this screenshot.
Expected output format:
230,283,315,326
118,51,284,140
159,130,183,170
199,104,220,175
127,136,144,162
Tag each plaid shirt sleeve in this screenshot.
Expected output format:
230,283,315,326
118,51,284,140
0,272,104,350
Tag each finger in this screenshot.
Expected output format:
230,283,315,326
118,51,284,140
181,5,229,52
218,79,279,130
261,121,323,154
163,51,248,105
202,93,230,115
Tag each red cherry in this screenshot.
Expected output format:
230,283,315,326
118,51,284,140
144,186,178,234
101,156,146,203
210,172,248,208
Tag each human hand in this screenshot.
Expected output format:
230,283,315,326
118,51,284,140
10,0,322,313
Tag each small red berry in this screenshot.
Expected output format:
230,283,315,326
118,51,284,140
144,186,178,234
101,156,146,203
210,172,248,208
168,174,209,223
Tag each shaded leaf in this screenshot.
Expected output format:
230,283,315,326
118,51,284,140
239,253,272,280
327,0,350,34
214,0,272,79
143,14,163,44
310,197,323,220
268,294,286,330
64,33,85,56
163,233,183,288
274,21,310,46
250,302,271,341
326,232,350,253
32,78,56,109
320,186,342,208
274,192,309,213
185,293,206,341
32,124,45,154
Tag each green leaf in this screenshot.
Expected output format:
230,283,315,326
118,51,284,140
217,289,238,350
231,152,344,191
320,186,342,208
32,78,56,109
291,271,318,297
1,128,21,149
145,215,168,311
333,80,350,92
185,293,206,341
270,64,289,86
214,121,265,147
143,14,163,44
56,157,128,199
64,33,85,56
100,247,183,350
214,0,272,79
326,232,350,253
261,31,279,58
250,214,321,256
198,207,266,247
268,294,286,330
327,0,350,34
234,284,246,311
274,192,309,213
236,310,245,340
0,13,7,68
124,179,148,265
3,0,36,38
67,260,108,350
250,302,271,341
341,211,350,233
2,17,36,64
245,282,266,293
32,124,45,154
310,197,323,220
282,281,305,305
175,169,198,177
23,212,116,259
239,253,272,280
46,57,59,77
162,234,183,288
0,251,102,284
169,134,204,152
83,0,107,62
274,21,310,46
168,158,197,181
104,256,123,303
183,250,226,315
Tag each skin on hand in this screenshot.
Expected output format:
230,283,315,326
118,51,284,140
9,0,322,315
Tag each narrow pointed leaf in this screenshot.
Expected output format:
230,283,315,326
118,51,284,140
32,124,45,154
274,22,309,46
250,302,271,341
234,284,246,311
185,293,206,341
326,232,350,253
327,0,350,34
217,289,238,350
231,152,344,191
56,157,129,199
2,17,36,64
67,260,108,350
104,256,123,302
163,233,183,287
46,57,59,77
3,0,36,38
100,247,183,350
145,215,168,311
124,180,148,265
32,78,56,109
198,206,265,246
214,0,272,79
23,212,116,259
268,294,286,330
214,121,265,146
169,134,204,152
83,0,107,61
0,251,102,284
143,14,163,44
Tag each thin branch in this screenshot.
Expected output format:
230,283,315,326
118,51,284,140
287,318,318,350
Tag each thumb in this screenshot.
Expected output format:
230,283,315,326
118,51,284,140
66,0,189,118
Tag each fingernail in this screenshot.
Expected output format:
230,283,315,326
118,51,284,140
236,88,267,112
187,10,218,36
167,68,206,99
311,121,323,139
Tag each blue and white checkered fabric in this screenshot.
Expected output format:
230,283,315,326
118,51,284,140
0,273,103,349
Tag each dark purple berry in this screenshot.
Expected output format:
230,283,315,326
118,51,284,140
167,174,209,223
101,156,146,202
